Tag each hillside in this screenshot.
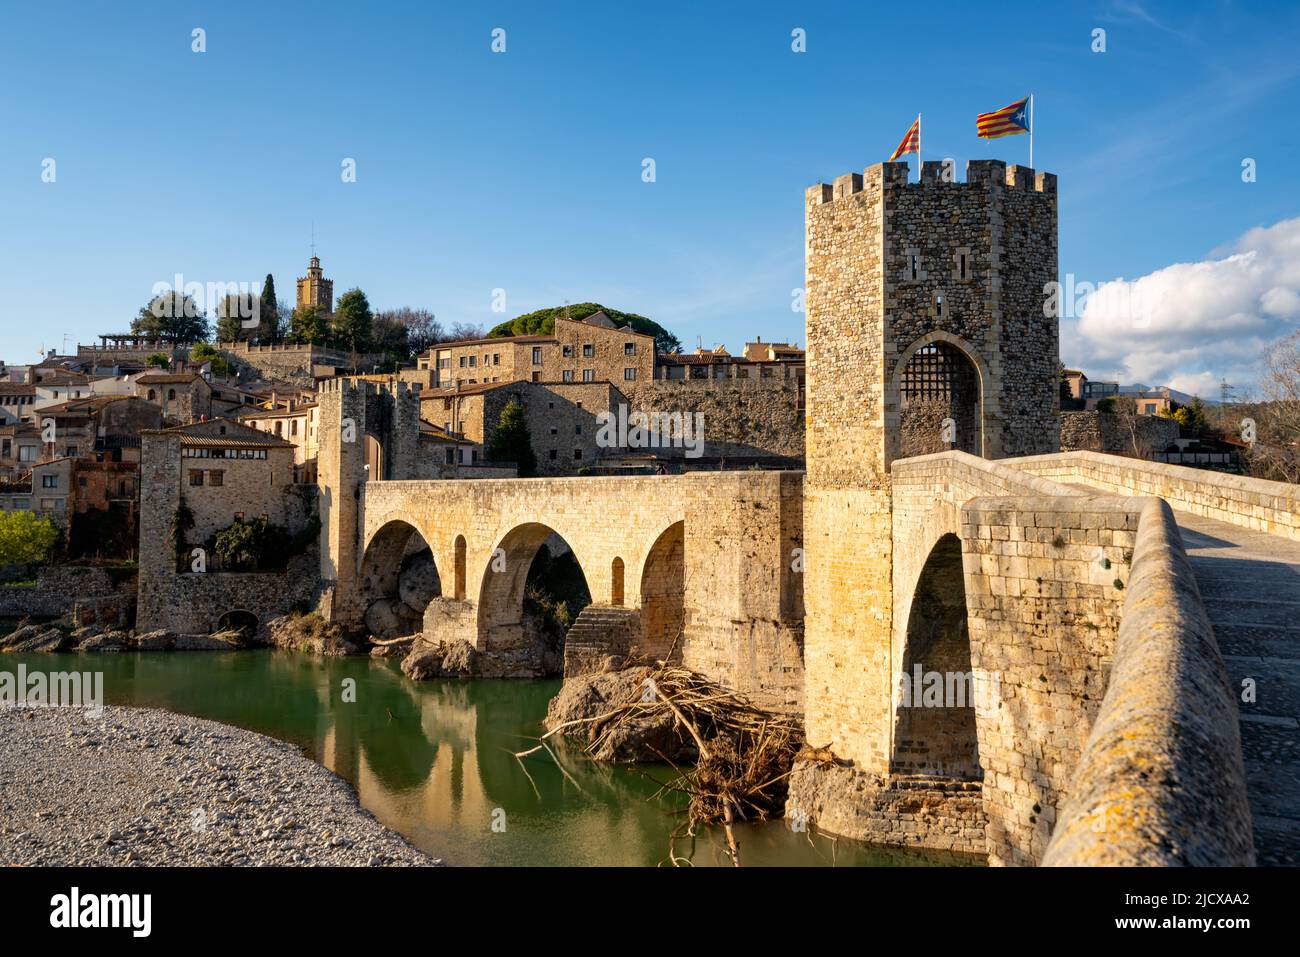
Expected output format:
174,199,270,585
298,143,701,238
488,303,682,354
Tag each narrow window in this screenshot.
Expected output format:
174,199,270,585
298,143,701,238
611,557,625,607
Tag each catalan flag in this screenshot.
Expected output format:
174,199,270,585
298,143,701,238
977,96,1031,139
888,115,921,162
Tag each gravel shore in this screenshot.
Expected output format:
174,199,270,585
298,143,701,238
0,705,440,866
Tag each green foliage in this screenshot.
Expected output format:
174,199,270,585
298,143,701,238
131,292,209,343
258,274,280,343
288,305,329,345
212,515,318,572
488,303,682,354
213,517,290,571
0,511,60,566
1096,397,1116,413
145,352,171,369
486,399,538,477
1171,397,1208,429
523,546,592,656
190,342,233,377
170,503,194,565
332,287,373,353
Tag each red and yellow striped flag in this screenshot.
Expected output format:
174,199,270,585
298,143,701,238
977,96,1031,139
888,116,920,161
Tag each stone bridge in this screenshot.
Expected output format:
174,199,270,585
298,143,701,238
316,422,1294,865
327,469,806,710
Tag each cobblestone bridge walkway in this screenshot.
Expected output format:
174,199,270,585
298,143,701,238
1173,511,1300,866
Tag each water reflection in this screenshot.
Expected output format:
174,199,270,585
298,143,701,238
1,652,981,867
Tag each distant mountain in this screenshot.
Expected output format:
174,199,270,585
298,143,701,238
1118,384,1219,407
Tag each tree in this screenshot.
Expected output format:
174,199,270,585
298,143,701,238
487,398,537,476
145,352,170,369
0,512,60,565
190,342,233,377
131,291,209,343
447,321,486,342
1241,330,1300,483
288,305,328,345
258,274,280,343
333,287,373,354
214,292,260,343
1171,397,1208,430
373,307,443,358
1110,395,1151,459
488,303,682,354
213,517,292,572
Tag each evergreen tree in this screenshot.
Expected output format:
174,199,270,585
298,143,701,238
258,274,279,343
131,292,209,343
487,399,538,477
333,287,373,354
288,305,328,345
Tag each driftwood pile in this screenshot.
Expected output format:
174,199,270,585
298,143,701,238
523,664,803,865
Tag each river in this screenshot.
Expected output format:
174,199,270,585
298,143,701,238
0,650,980,866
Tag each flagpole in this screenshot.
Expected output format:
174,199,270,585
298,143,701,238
916,112,922,181
1029,94,1034,169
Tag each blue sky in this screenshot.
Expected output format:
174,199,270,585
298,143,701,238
2,0,1299,395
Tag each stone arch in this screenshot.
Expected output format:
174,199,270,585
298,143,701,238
215,609,258,641
359,519,441,639
891,532,981,781
639,520,685,663
476,523,590,662
888,330,992,462
611,557,625,607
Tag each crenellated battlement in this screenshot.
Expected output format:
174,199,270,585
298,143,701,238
806,160,1056,207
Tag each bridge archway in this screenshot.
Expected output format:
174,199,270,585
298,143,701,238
891,532,981,781
359,519,441,639
215,609,259,642
891,331,987,459
477,523,591,665
639,520,685,663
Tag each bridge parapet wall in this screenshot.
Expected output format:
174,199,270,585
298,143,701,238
1003,450,1300,541
959,492,1143,864
1043,498,1255,865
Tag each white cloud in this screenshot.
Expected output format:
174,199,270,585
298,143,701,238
1063,216,1300,396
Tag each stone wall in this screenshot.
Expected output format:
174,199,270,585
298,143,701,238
216,342,386,386
1004,449,1300,541
959,493,1141,865
1059,411,1179,455
136,551,320,638
625,379,803,461
1042,498,1254,865
0,565,129,622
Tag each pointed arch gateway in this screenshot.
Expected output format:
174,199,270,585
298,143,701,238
890,331,989,460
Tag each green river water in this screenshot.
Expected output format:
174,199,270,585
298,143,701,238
1,650,980,867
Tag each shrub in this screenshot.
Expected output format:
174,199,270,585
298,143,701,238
0,512,61,565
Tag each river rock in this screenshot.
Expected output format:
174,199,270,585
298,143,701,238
400,639,444,680
439,639,476,677
133,630,174,651
75,630,129,652
174,633,240,651
364,598,421,640
398,557,441,611
544,667,695,762
0,623,47,651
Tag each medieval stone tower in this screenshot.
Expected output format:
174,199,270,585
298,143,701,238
296,255,334,316
316,378,423,625
801,159,1059,772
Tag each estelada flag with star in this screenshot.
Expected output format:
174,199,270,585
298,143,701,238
888,115,921,161
977,96,1030,139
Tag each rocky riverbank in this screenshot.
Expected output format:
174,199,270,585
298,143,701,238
0,706,440,866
